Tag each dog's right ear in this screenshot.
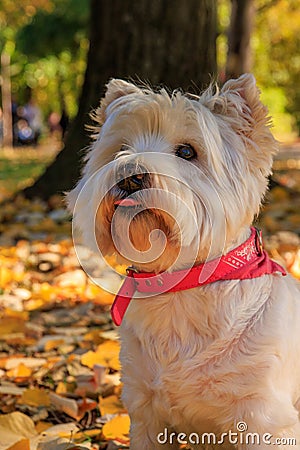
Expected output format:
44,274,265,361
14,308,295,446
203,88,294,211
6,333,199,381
96,79,142,124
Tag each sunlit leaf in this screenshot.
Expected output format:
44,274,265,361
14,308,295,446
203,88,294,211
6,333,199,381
102,414,130,442
81,340,121,371
99,395,126,416
6,363,32,379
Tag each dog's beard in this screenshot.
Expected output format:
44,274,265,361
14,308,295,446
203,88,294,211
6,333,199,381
96,192,185,272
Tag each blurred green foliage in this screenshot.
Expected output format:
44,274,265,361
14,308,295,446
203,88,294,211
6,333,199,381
1,0,299,139
218,0,300,140
254,0,300,139
0,0,89,119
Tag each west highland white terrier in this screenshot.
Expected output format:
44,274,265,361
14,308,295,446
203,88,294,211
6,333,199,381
68,74,300,449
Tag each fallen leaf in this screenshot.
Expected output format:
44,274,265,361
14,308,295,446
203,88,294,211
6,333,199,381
0,384,25,395
35,421,52,434
0,412,37,450
5,357,47,370
81,341,120,371
38,422,79,438
0,318,25,336
6,363,32,379
6,439,30,450
49,392,78,419
99,395,126,416
102,414,130,442
19,388,50,407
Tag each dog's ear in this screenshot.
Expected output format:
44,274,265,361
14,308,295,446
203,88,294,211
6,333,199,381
204,74,268,122
201,74,277,172
96,79,142,124
219,73,268,122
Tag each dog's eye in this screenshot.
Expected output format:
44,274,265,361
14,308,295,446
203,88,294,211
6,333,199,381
175,144,196,160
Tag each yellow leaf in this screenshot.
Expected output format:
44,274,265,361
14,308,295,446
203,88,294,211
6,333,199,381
97,340,121,371
4,310,29,321
44,339,65,351
56,382,67,395
0,318,25,335
102,414,130,441
16,363,32,377
24,299,44,311
81,340,120,371
19,388,50,407
80,350,100,369
0,267,14,287
99,395,126,415
37,282,56,301
93,289,115,306
290,251,300,279
7,363,32,379
115,264,127,275
83,329,104,345
7,439,30,450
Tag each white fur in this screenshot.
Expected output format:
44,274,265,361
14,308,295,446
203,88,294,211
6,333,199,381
68,74,300,449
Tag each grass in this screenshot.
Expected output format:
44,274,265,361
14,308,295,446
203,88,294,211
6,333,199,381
0,141,61,202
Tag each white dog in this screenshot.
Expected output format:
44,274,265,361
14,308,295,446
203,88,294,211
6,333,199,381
68,74,300,449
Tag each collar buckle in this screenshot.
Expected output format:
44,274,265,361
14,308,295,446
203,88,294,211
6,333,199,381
126,265,139,276
254,227,263,256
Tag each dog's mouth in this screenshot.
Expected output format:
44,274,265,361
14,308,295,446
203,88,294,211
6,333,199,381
114,197,142,208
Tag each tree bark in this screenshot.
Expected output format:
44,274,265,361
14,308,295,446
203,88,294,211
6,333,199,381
225,0,255,79
1,52,13,148
24,0,217,199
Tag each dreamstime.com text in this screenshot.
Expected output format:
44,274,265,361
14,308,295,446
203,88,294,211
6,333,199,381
157,422,297,446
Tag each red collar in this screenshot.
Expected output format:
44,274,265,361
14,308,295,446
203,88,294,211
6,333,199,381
111,227,286,326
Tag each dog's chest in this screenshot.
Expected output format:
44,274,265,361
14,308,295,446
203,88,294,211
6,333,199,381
122,289,273,428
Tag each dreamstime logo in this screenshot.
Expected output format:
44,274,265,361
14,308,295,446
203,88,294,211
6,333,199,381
72,152,227,296
157,422,297,446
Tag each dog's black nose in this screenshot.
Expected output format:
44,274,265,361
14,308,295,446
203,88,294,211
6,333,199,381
117,163,149,193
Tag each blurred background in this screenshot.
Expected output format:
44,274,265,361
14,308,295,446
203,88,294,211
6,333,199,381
0,0,299,201
0,2,300,446
0,0,300,200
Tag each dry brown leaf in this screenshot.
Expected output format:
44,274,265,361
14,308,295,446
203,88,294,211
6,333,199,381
0,412,37,450
0,318,25,336
35,421,52,434
49,392,78,419
6,439,30,450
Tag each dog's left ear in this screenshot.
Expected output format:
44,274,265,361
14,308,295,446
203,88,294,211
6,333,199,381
96,79,142,124
205,74,268,124
202,73,278,173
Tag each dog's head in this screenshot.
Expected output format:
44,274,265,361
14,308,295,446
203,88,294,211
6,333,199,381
67,75,277,273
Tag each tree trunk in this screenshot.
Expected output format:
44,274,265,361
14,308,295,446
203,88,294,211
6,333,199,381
225,0,255,79
1,52,13,148
24,0,217,199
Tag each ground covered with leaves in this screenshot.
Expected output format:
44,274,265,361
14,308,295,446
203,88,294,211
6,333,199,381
0,146,299,449
0,194,129,450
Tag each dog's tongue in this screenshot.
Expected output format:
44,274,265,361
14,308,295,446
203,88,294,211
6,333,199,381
114,198,140,207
